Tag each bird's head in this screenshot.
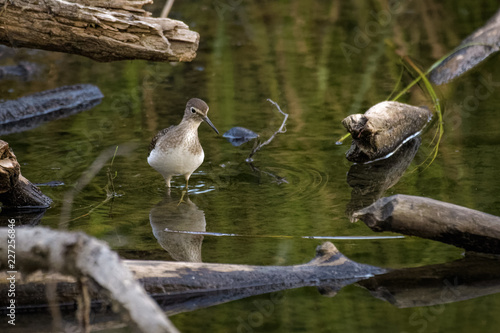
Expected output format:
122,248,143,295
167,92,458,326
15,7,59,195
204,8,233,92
184,98,219,134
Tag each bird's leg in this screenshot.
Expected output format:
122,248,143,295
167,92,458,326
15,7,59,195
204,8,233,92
165,175,172,188
177,178,189,206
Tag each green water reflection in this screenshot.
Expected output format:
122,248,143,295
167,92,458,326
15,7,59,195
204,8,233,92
2,0,500,332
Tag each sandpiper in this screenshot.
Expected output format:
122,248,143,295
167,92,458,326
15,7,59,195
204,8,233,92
148,98,219,189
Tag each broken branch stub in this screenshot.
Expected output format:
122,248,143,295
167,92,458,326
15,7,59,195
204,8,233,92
0,0,199,62
353,194,500,255
0,141,52,209
342,101,432,163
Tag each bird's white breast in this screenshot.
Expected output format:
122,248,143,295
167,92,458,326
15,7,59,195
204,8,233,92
148,141,204,178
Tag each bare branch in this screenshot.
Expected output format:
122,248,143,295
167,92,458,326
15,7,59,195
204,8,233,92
247,99,289,161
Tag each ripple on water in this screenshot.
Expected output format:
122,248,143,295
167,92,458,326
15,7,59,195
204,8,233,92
261,163,330,201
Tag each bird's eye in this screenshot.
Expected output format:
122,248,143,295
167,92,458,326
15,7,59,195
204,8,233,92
191,107,196,113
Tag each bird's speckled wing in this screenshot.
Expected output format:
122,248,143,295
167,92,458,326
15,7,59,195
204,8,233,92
149,126,174,152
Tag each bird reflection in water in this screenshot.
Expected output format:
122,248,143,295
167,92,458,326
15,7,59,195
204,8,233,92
149,191,206,262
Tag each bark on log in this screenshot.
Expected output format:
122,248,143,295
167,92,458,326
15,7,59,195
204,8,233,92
0,84,103,135
353,194,500,254
0,227,179,333
0,0,199,62
0,141,52,209
342,101,432,163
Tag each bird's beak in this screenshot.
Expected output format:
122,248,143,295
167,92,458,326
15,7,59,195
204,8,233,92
203,116,219,134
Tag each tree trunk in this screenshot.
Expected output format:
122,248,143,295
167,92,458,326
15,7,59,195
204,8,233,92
0,0,199,62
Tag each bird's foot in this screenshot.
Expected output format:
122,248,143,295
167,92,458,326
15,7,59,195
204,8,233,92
177,189,188,206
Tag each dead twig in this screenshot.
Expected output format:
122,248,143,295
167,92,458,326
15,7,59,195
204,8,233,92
247,99,288,161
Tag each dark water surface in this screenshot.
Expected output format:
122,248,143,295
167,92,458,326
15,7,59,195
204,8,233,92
2,0,500,332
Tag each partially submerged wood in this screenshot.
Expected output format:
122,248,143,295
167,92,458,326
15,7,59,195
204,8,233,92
430,9,500,85
0,240,387,316
353,194,500,254
0,0,199,62
342,101,432,163
0,141,52,209
0,84,103,135
358,254,500,308
0,227,179,333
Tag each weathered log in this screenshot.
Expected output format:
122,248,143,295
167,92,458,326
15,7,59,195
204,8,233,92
346,137,421,221
353,194,500,254
342,101,432,163
0,84,103,135
0,227,179,333
0,141,52,209
0,238,387,315
0,0,199,62
357,254,500,308
150,194,206,262
430,9,500,85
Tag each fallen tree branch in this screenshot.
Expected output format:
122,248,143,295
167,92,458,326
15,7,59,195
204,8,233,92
353,194,500,254
0,240,386,316
0,227,179,333
0,0,199,62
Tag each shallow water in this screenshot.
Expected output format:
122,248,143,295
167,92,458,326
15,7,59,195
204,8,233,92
2,0,500,332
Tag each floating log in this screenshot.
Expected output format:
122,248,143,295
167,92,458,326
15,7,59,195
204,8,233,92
0,227,179,333
0,141,52,209
0,0,199,62
430,9,500,85
0,236,387,314
342,101,431,163
353,194,500,254
0,84,103,135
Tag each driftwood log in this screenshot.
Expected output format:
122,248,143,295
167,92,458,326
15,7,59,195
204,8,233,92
0,84,103,135
342,101,432,163
0,227,179,333
430,8,500,85
0,141,52,209
0,231,386,315
0,0,199,62
353,194,500,254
